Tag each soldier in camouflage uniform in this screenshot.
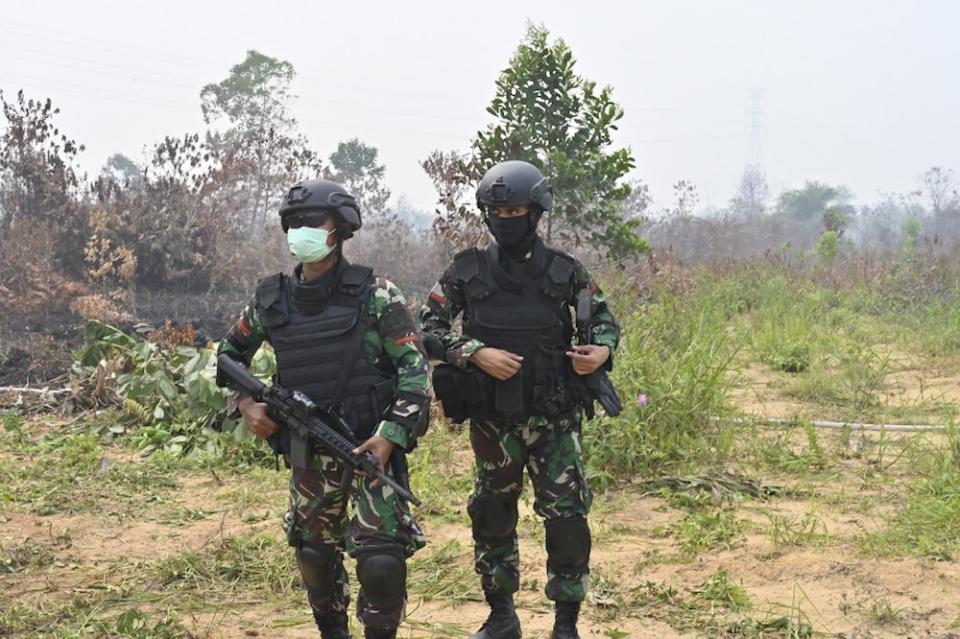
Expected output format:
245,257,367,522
420,161,620,639
217,179,430,639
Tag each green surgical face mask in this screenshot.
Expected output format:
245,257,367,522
287,226,335,263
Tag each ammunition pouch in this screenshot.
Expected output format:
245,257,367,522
530,345,573,418
431,364,493,423
432,347,573,423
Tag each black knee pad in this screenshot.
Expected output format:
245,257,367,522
545,516,591,576
469,492,519,544
355,544,407,607
296,543,340,597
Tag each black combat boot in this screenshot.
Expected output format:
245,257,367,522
313,609,351,639
550,601,581,639
363,628,397,639
470,590,521,639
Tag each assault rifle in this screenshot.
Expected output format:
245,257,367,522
217,354,421,507
570,289,623,419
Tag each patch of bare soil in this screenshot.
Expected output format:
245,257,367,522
3,438,960,638
731,357,960,425
730,362,813,421
882,367,960,409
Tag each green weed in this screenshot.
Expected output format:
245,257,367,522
147,534,298,598
862,428,960,559
407,539,476,603
764,510,829,547
584,285,740,487
657,508,745,559
861,597,907,627
408,424,473,521
87,608,196,639
690,568,751,612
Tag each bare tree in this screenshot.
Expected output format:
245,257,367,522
923,166,959,217
730,165,769,219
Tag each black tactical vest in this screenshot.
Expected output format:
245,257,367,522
455,239,576,420
255,264,396,439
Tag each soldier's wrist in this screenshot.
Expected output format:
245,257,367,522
460,340,487,368
374,420,409,450
593,342,616,370
227,391,252,419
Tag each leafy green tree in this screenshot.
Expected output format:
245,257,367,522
777,181,850,220
423,24,645,257
200,50,296,133
329,138,391,214
902,216,921,257
814,230,839,262
823,204,853,238
199,51,322,228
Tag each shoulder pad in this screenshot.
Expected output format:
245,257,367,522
545,251,576,286
339,264,374,296
255,273,285,309
255,273,289,329
452,248,483,282
544,243,576,263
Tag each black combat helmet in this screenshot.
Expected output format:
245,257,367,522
476,161,553,248
476,160,553,213
278,179,362,239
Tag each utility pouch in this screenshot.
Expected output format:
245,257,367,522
494,369,525,422
433,364,494,423
531,345,572,417
370,379,395,421
432,364,470,423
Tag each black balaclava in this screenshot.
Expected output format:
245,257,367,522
488,208,541,261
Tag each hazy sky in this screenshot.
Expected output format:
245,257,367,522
2,0,958,214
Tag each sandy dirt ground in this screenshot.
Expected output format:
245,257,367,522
4,455,960,638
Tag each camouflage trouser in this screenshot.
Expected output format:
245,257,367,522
284,450,426,629
469,412,592,602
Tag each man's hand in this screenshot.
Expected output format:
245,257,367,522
238,395,279,439
352,435,396,487
566,344,610,376
469,347,523,381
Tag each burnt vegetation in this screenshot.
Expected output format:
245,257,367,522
0,30,958,388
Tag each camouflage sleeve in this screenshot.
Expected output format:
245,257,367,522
570,262,620,365
419,263,485,368
217,298,268,364
369,277,430,451
216,298,268,414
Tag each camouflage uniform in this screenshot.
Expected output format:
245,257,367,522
420,255,618,603
219,263,428,629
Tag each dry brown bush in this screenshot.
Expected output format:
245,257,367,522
68,294,132,325
0,220,89,318
147,320,200,349
343,212,451,300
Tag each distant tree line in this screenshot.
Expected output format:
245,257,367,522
1,28,958,325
